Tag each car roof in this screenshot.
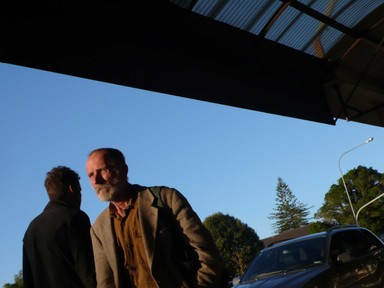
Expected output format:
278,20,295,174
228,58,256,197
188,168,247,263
265,232,327,249
265,225,366,250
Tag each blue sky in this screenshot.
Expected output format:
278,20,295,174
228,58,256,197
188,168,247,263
1,63,384,285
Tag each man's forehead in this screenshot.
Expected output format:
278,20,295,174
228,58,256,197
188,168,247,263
87,150,124,168
86,153,106,167
89,150,106,158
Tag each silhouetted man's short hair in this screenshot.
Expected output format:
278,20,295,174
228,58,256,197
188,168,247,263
44,166,80,201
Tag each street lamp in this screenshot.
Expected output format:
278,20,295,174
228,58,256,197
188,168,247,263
356,191,384,224
338,137,374,224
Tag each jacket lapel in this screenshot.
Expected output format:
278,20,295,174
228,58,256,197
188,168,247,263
138,188,159,269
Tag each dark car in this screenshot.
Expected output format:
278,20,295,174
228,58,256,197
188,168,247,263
232,225,384,288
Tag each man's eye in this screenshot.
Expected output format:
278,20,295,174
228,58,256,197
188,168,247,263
100,168,110,175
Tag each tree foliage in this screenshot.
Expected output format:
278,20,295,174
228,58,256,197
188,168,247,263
315,166,384,235
203,212,264,279
269,177,313,234
3,270,23,288
308,221,334,233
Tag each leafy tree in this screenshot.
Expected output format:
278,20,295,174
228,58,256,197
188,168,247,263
3,270,23,288
269,177,313,234
315,166,384,235
308,221,334,233
203,212,264,279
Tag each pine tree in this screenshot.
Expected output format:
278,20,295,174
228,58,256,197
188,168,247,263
269,177,313,234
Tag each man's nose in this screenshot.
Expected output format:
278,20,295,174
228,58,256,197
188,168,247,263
94,172,105,184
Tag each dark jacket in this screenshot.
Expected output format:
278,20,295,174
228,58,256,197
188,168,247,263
23,201,97,288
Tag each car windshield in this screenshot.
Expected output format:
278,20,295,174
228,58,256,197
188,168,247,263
242,237,326,281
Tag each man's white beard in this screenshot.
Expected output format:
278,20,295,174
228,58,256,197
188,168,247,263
96,184,118,202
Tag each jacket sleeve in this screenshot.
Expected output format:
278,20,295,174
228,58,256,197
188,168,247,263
90,224,116,288
22,238,34,288
162,188,226,288
69,211,97,288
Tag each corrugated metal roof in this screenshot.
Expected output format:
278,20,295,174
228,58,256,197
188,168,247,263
187,0,384,59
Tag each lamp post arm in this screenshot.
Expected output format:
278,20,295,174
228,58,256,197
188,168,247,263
337,138,374,224
356,192,384,224
338,153,357,222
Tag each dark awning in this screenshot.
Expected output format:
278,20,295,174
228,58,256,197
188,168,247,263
2,0,384,127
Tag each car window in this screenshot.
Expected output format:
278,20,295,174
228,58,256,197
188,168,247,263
329,229,381,263
241,237,325,282
361,229,384,252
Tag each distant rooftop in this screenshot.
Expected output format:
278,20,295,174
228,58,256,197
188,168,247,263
262,225,310,248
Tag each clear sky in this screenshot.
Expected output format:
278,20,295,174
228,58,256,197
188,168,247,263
1,62,384,285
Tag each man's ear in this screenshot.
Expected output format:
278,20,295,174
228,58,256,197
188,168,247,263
68,184,75,193
68,183,80,193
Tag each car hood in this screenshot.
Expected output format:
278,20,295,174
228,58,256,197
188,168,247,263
235,265,328,288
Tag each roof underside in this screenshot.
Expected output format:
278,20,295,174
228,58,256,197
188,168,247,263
2,0,384,127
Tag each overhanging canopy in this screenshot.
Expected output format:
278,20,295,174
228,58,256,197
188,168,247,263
2,0,384,127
